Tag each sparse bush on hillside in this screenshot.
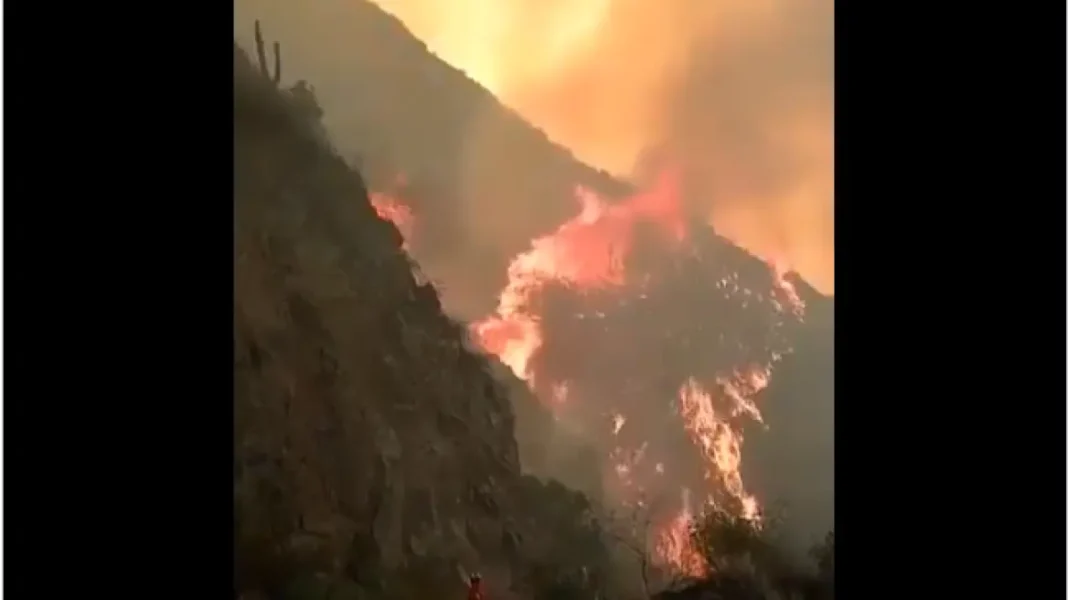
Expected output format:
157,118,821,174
511,476,615,599
600,495,678,598
656,505,834,600
690,505,787,576
809,531,834,594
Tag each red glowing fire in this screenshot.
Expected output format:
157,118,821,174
370,168,805,576
370,191,415,250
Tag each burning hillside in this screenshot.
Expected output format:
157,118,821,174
234,6,832,593
372,169,807,577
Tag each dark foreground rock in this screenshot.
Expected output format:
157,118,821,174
233,45,612,600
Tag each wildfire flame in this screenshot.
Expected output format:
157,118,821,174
467,169,804,574
472,170,684,382
370,191,415,250
368,168,805,576
655,488,708,579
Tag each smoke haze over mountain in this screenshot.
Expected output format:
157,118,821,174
235,0,833,294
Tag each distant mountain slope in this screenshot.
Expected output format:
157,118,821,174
234,0,630,302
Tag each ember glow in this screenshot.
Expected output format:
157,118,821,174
464,169,806,575
655,488,708,578
472,170,685,382
370,191,415,250
372,169,807,574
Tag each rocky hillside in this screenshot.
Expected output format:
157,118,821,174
233,45,612,600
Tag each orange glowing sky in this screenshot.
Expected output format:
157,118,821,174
373,0,833,294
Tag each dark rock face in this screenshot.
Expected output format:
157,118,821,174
233,46,608,600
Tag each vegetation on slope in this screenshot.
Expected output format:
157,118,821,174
660,509,834,600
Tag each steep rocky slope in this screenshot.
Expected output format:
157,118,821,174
233,45,610,600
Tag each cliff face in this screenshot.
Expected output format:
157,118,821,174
233,46,606,600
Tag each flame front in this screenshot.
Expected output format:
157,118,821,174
373,171,806,573
366,158,806,575
465,168,805,574
655,489,708,579
472,170,684,382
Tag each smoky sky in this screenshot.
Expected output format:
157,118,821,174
374,0,834,293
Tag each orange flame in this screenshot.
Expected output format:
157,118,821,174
472,170,684,382
654,489,708,579
677,378,761,521
468,169,804,575
369,168,806,576
370,191,415,250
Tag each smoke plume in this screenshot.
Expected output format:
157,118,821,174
374,0,834,293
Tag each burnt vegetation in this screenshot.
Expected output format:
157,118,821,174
234,23,833,600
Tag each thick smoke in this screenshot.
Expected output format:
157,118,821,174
234,0,833,294
374,0,834,294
